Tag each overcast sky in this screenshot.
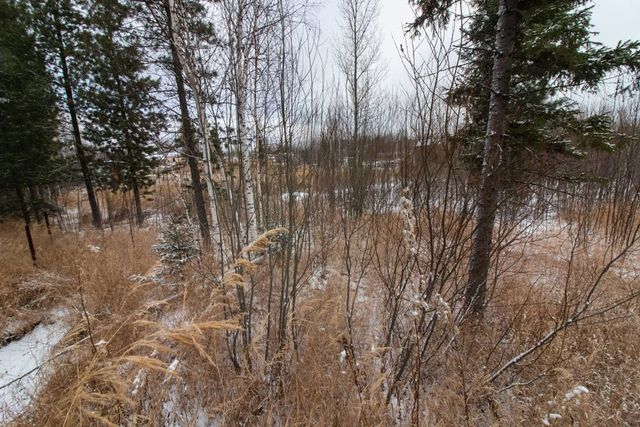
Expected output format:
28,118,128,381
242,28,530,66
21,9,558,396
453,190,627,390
316,0,640,90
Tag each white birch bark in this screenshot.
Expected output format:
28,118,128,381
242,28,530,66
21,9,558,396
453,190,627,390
237,92,259,244
232,0,258,245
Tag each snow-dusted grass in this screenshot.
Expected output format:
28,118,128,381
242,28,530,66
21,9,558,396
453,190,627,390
1,191,640,425
0,222,160,424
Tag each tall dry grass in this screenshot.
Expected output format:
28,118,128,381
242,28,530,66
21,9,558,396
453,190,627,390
2,203,640,425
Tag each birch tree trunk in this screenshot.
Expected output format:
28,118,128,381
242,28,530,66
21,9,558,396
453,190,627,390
189,71,221,243
465,0,520,313
237,90,259,245
233,0,258,245
251,33,264,233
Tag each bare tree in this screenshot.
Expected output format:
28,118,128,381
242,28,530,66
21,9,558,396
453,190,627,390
220,0,262,245
335,0,384,216
141,0,213,246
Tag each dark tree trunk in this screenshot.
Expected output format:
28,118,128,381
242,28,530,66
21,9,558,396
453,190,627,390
49,184,66,231
53,8,102,229
123,144,145,227
16,186,37,264
164,0,211,247
132,181,144,227
465,0,520,313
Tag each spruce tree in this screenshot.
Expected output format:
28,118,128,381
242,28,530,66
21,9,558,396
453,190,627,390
29,0,104,229
412,0,640,313
80,0,164,226
0,0,59,224
450,0,640,174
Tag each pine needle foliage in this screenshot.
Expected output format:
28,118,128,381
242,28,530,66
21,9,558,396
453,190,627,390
155,214,201,275
449,0,640,175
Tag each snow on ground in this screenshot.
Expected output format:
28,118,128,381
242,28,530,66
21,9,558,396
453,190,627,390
280,191,309,203
564,385,589,402
308,267,329,291
0,312,66,423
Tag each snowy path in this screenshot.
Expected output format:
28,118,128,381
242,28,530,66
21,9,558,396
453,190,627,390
0,316,66,423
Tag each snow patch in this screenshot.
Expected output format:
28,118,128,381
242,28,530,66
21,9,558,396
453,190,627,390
542,413,562,425
0,315,66,423
281,191,309,203
167,358,179,373
564,385,589,401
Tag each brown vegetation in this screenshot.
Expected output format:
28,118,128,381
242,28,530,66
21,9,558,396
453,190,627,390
2,184,639,425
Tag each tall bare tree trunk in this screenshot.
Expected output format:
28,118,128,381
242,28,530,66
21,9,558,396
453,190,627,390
465,0,520,313
336,0,382,216
164,0,211,247
167,0,224,258
53,7,102,229
237,91,259,245
194,92,223,249
251,34,264,233
234,1,258,245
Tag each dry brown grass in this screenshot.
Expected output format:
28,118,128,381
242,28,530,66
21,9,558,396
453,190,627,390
0,220,160,425
0,221,69,338
2,204,640,426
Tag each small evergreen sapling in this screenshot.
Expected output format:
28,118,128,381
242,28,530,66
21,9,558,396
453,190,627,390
155,214,201,275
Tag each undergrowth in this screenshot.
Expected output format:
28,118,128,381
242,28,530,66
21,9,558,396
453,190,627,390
1,217,638,426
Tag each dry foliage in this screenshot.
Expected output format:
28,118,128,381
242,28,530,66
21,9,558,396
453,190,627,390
1,195,639,426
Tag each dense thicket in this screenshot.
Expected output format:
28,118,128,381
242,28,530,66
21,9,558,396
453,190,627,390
0,0,59,222
80,0,163,226
1,0,640,423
